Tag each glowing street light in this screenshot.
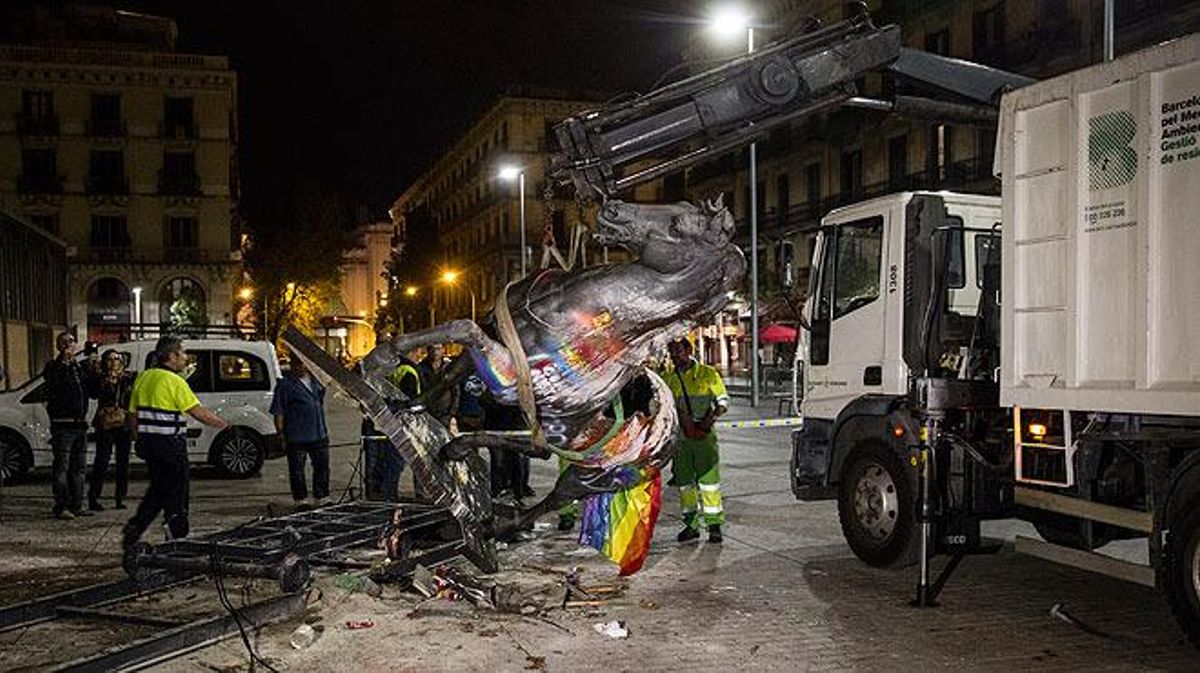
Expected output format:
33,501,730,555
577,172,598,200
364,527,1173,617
238,286,254,302
440,269,475,323
498,164,528,277
404,285,418,297
709,4,752,42
710,3,761,407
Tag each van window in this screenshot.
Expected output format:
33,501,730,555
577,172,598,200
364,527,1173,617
214,352,270,392
144,349,213,393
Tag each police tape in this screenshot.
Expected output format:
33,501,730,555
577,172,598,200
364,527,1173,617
715,417,803,429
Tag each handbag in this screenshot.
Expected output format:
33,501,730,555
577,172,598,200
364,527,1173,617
95,405,127,430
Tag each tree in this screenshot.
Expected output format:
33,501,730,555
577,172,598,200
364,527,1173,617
242,182,351,346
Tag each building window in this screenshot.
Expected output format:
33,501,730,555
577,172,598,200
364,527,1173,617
19,148,61,194
158,277,207,325
888,135,909,189
163,96,195,139
924,28,951,57
88,93,123,136
19,90,56,135
88,150,126,194
160,151,199,194
775,240,795,288
776,173,790,217
90,215,130,249
165,216,199,248
839,149,863,201
972,3,1006,66
805,163,821,206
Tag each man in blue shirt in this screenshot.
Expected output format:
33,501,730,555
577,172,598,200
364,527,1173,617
271,356,330,509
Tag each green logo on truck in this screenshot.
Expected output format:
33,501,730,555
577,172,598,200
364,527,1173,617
1088,110,1137,191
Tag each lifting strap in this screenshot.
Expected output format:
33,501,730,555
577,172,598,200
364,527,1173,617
493,281,549,453
492,280,631,463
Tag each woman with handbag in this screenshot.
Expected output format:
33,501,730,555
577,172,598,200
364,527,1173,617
88,349,135,511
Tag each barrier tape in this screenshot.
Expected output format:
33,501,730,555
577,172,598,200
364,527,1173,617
716,417,803,429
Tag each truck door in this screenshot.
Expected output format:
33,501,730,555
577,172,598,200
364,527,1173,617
803,214,888,420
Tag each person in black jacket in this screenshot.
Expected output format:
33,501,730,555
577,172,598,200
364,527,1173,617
87,349,136,511
42,332,98,520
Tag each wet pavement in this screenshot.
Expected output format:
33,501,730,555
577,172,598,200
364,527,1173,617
2,388,1199,671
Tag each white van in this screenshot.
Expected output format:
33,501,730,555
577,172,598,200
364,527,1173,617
0,339,283,480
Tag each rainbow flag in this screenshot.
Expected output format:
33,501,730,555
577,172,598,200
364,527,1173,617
578,469,662,575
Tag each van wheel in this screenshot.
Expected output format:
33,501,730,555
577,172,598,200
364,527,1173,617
213,430,264,478
1163,493,1200,646
0,431,31,481
837,440,919,568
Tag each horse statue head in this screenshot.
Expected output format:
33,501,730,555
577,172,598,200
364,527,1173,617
595,196,736,273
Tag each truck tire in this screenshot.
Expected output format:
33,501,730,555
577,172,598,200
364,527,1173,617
212,429,264,479
1163,494,1200,647
837,440,919,568
0,430,32,481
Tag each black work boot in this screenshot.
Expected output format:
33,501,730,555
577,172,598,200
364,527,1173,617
557,514,576,532
708,524,723,544
677,526,700,543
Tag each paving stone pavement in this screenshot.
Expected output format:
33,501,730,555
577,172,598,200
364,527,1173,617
4,394,1200,670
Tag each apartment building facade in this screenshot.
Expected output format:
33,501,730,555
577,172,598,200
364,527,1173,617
685,0,1200,309
0,7,239,344
390,92,604,323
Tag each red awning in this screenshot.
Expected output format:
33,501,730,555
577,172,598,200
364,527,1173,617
759,323,797,344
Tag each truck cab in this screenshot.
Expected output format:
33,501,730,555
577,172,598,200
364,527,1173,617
791,191,1003,564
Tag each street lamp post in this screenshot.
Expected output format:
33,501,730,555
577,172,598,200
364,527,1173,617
499,166,528,277
711,5,760,407
131,286,142,339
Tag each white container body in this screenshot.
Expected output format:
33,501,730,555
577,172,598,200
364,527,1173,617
999,34,1200,416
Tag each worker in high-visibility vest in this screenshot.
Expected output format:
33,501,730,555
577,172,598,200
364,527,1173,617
362,359,420,502
665,337,729,544
122,336,227,549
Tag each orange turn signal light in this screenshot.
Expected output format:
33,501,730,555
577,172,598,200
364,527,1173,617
892,424,905,438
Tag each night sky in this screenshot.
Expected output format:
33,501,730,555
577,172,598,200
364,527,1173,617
7,1,701,222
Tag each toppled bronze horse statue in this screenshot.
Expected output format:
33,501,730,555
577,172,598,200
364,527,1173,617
288,197,744,573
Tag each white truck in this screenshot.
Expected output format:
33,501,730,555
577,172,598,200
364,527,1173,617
791,34,1200,640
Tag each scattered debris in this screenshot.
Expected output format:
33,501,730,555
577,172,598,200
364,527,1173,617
525,655,547,670
410,565,438,598
639,599,658,610
345,619,375,630
334,573,382,597
289,623,317,650
593,620,629,639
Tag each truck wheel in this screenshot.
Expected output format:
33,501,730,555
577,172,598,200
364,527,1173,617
0,431,32,481
212,430,264,479
837,441,918,568
1163,495,1200,646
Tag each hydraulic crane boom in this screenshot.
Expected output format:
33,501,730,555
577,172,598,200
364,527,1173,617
550,6,1033,199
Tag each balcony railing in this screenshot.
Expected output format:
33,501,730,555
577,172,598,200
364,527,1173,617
86,118,127,137
158,172,201,195
86,175,129,195
732,158,998,237
163,246,209,263
16,114,59,137
74,246,225,265
17,174,64,194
